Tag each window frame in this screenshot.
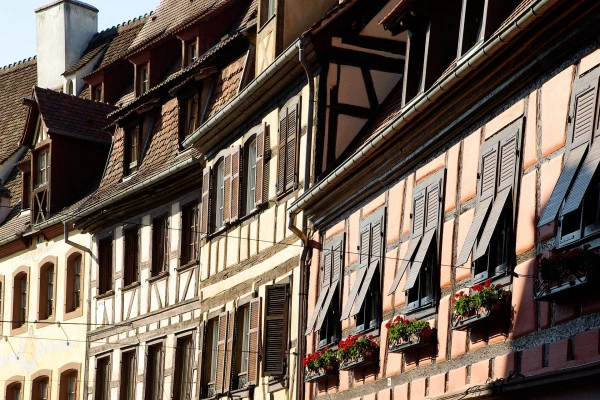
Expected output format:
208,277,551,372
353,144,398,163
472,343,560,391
120,349,137,400
214,159,226,231
276,97,300,196
123,226,140,286
36,147,50,188
58,365,80,400
65,252,83,316
5,378,24,400
144,341,165,400
32,375,50,400
202,317,220,398
173,333,195,400
151,214,170,276
12,269,29,332
98,236,114,295
95,355,111,400
180,201,199,266
138,63,150,95
38,262,56,322
124,124,142,175
244,137,258,216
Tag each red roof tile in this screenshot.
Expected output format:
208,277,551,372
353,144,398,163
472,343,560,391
33,87,116,144
205,53,247,118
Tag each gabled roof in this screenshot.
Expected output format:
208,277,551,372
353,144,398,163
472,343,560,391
24,87,116,145
0,58,37,162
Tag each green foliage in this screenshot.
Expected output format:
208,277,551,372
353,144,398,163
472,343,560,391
539,245,600,284
452,279,507,317
386,317,430,341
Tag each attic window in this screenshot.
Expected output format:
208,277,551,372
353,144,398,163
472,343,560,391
138,63,150,95
125,125,141,175
37,149,50,187
185,41,198,66
94,85,103,102
34,118,47,144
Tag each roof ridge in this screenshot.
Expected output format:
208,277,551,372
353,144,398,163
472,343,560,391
95,11,153,35
35,86,116,110
0,56,37,72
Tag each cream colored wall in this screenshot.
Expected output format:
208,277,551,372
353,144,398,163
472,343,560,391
0,226,91,400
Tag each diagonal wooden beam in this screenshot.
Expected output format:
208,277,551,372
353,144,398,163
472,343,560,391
329,47,405,73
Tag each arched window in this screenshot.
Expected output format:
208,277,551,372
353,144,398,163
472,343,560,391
60,369,78,400
39,263,55,320
67,80,74,95
66,254,82,313
6,382,21,400
12,272,27,329
32,376,50,400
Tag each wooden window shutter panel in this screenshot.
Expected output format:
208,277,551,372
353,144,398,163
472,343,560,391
285,102,299,191
306,247,333,334
370,217,383,263
479,144,499,200
230,146,241,222
224,310,236,392
200,167,212,237
359,223,371,268
223,153,232,223
215,312,229,394
254,124,267,206
411,189,426,238
247,297,261,385
425,181,441,231
197,322,207,398
277,111,287,195
497,131,519,191
263,284,289,376
570,74,600,146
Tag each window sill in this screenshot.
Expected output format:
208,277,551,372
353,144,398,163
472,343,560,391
148,271,169,283
267,376,288,393
96,290,115,300
402,303,437,320
11,324,28,336
354,325,380,337
121,281,141,292
35,316,55,329
176,260,199,273
64,306,83,321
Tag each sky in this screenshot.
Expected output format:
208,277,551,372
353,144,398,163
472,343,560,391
0,0,161,68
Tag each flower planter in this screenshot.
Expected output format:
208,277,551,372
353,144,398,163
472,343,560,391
304,365,338,383
338,351,378,371
388,328,433,353
534,273,591,302
451,307,509,331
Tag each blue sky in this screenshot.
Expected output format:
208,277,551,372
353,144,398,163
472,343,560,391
0,0,161,67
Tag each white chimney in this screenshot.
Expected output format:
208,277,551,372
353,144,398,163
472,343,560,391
36,0,98,89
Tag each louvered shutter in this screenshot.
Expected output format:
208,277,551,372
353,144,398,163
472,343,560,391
562,139,600,215
404,229,435,290
223,153,232,223
389,237,421,294
197,322,207,398
411,189,426,238
254,124,266,206
277,113,287,195
263,284,288,376
425,181,440,231
224,310,236,392
315,239,344,331
200,167,212,237
474,187,512,261
359,224,371,268
230,146,241,222
480,144,499,199
571,76,600,146
215,312,229,394
497,132,518,191
285,103,298,191
247,298,261,386
455,197,493,266
305,249,332,334
339,267,367,321
371,217,383,261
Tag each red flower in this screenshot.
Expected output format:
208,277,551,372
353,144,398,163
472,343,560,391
394,315,401,322
368,334,374,339
385,321,391,328
370,341,377,348
484,278,491,288
404,319,409,325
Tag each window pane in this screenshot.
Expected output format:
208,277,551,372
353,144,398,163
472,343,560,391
246,140,257,214
47,267,54,318
241,306,250,373
215,162,225,229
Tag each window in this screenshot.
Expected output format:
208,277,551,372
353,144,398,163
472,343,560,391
22,171,30,210
60,370,78,400
39,263,55,320
305,234,344,347
389,171,443,310
180,202,199,265
125,125,141,175
185,41,198,66
152,215,169,276
263,283,289,376
456,119,522,281
235,306,251,386
182,95,200,139
277,100,299,195
145,343,163,400
95,357,110,400
94,85,103,102
66,254,82,313
173,336,194,400
202,319,219,398
539,72,600,248
67,80,74,95
32,377,50,400
245,139,257,215
340,208,385,332
139,63,150,95
37,149,50,187
7,383,21,400
34,117,48,144
124,227,140,286
13,272,27,329
98,237,113,294
120,350,136,400
215,160,226,230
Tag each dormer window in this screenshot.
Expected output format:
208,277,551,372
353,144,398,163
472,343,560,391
94,85,103,102
125,125,141,175
185,41,198,66
34,117,48,144
37,149,50,187
138,63,150,95
180,94,200,141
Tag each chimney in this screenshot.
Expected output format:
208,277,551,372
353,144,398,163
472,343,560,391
36,0,98,89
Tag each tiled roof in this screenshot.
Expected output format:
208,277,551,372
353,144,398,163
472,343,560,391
79,84,91,100
33,87,116,144
129,0,236,53
0,58,37,162
63,29,115,75
205,53,247,118
0,161,30,242
82,99,202,209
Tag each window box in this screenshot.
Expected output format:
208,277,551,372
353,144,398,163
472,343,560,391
304,364,338,383
534,246,600,302
303,348,338,382
338,351,378,371
388,328,433,354
451,280,509,331
386,317,433,353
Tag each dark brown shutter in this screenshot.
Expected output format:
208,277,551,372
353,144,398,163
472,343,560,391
562,139,600,215
285,103,298,191
263,284,288,376
254,124,266,206
538,144,587,226
497,132,518,191
230,146,241,222
200,167,212,237
480,144,499,199
277,113,287,195
215,312,229,394
474,187,512,261
197,322,207,398
411,189,426,238
224,310,236,392
223,153,232,223
247,298,261,386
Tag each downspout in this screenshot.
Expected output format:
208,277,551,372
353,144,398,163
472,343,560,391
292,37,315,400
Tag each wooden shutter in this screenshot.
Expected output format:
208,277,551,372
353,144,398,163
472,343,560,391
223,153,232,223
247,298,261,386
389,237,420,294
350,260,379,317
411,189,426,238
305,249,332,334
277,112,287,195
197,322,207,398
215,312,229,394
474,187,512,261
562,139,600,215
254,124,266,206
230,146,241,222
497,132,518,191
285,102,298,191
425,181,440,231
480,144,499,199
404,229,435,290
224,310,236,393
263,284,288,376
370,217,383,262
571,75,599,146
200,167,212,237
455,196,493,266
359,224,371,268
